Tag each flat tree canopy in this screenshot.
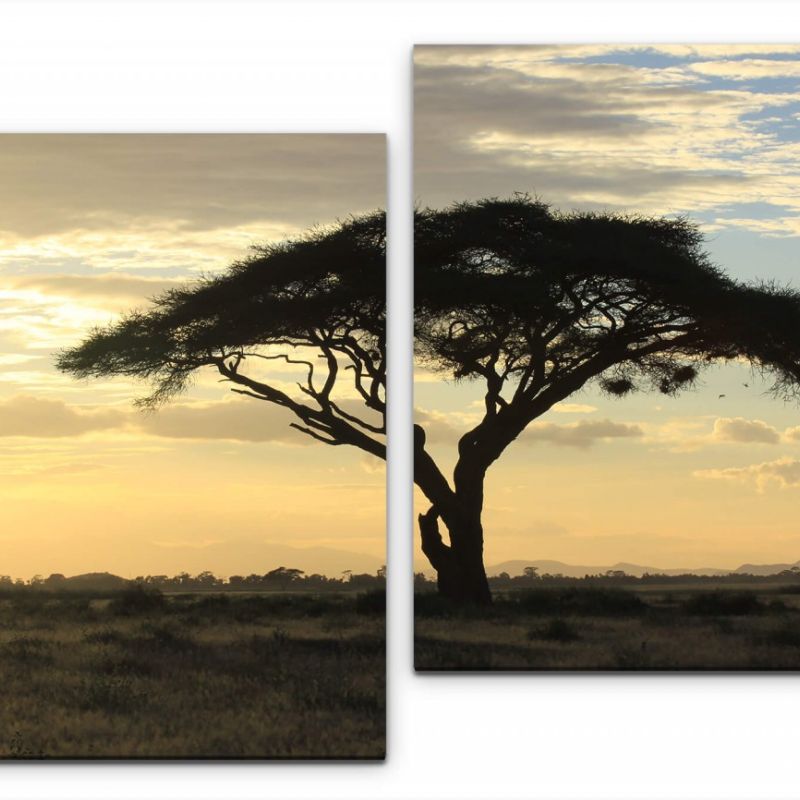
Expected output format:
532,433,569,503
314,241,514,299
57,212,387,458
413,197,800,603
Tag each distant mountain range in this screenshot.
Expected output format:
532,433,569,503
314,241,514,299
485,559,800,578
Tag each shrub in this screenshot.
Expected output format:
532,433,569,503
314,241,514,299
355,589,385,615
682,592,764,616
513,588,645,616
414,593,467,619
109,584,166,616
527,618,581,643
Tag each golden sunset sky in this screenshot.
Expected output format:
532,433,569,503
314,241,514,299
0,134,385,579
415,45,800,572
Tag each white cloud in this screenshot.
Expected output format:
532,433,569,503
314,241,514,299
785,426,800,442
694,456,800,492
521,419,643,449
691,59,800,80
414,407,475,443
0,394,382,446
0,354,39,367
4,273,184,303
712,216,800,238
414,45,800,227
138,399,311,444
0,395,125,437
552,402,597,414
712,417,781,445
415,406,643,450
643,415,787,452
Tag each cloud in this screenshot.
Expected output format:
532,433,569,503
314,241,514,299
521,419,643,449
414,407,641,449
359,454,385,475
4,273,184,303
712,417,781,444
138,399,312,444
691,59,800,80
0,134,385,239
0,395,125,437
0,354,39,367
414,407,466,444
413,44,800,71
0,394,349,445
785,426,800,442
644,415,785,452
711,216,800,238
694,456,800,491
552,403,597,414
414,45,800,226
0,461,106,481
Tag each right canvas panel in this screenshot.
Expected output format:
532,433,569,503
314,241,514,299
414,44,800,670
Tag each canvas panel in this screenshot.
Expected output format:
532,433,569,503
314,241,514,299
0,133,386,757
413,45,800,671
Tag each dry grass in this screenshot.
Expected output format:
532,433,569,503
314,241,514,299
0,591,384,758
415,586,800,671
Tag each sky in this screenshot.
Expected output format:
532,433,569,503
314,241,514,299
0,134,386,579
414,45,800,572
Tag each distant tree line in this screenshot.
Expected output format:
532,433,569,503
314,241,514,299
135,566,386,593
414,566,800,592
0,566,386,593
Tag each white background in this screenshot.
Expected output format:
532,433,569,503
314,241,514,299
2,1,800,798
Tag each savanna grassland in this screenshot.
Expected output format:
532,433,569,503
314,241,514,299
415,581,800,671
0,588,385,758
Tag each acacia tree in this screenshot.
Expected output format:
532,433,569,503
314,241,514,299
413,198,800,604
57,212,387,467
57,199,800,607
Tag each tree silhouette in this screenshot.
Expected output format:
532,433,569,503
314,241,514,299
57,213,386,464
414,197,800,604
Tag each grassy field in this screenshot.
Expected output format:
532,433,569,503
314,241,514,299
415,583,800,671
0,588,385,759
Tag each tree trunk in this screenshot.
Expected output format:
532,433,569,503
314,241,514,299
418,507,492,605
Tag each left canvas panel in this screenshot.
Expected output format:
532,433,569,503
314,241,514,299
0,134,386,759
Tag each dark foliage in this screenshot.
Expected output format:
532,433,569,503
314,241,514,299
412,197,800,602
415,586,644,618
355,589,386,615
56,213,386,456
528,618,582,643
1,568,386,595
109,584,167,616
512,588,645,616
416,197,800,401
682,591,768,616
